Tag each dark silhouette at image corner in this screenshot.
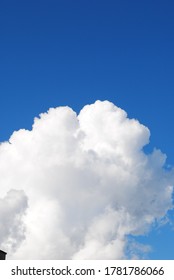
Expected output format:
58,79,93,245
0,250,7,260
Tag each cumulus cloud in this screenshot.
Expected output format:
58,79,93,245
0,100,173,259
0,189,28,254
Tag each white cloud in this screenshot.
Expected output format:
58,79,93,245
0,100,173,259
0,189,28,254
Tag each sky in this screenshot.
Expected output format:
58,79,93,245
0,0,174,259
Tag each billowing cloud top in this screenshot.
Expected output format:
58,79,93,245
0,100,173,259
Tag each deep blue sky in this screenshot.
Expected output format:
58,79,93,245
0,0,174,259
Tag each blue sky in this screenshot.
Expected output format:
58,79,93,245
0,0,174,259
